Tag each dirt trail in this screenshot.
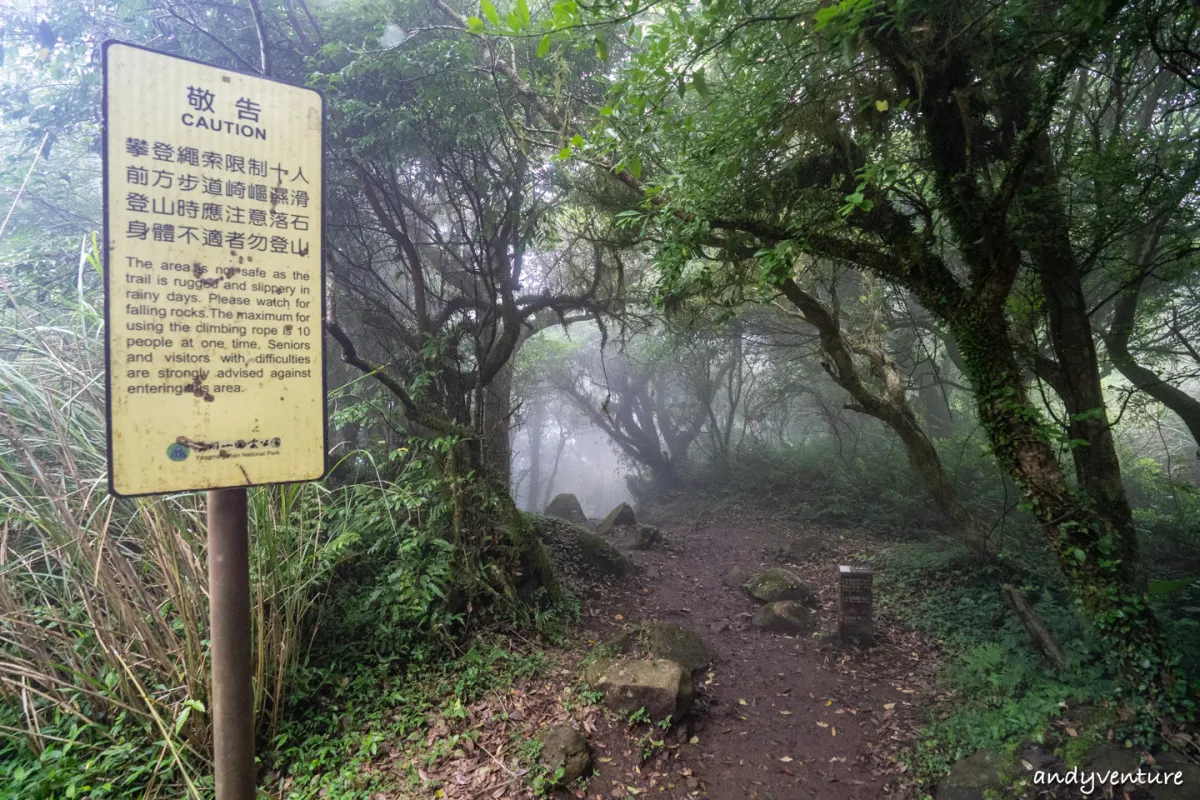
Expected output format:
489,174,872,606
577,511,937,800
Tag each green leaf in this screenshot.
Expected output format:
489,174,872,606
466,16,485,32
813,6,842,29
537,33,551,58
1073,548,1087,563
516,0,530,25
875,99,888,112
481,0,499,25
693,68,708,97
595,36,608,62
1149,579,1190,595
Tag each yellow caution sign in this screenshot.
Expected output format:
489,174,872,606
103,42,325,495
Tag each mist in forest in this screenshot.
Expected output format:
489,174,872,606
4,0,1200,797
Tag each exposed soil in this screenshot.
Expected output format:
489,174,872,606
399,507,940,800
566,508,940,800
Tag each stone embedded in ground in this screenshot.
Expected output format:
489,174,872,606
1081,744,1200,800
722,566,750,590
1018,742,1058,773
769,535,828,564
632,524,665,550
936,749,1003,800
584,658,694,722
529,513,636,581
544,493,588,524
597,502,638,535
1151,749,1200,800
744,567,816,604
751,600,814,633
582,657,617,685
647,623,712,670
538,723,591,784
598,628,639,655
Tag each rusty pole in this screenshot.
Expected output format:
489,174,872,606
207,486,256,800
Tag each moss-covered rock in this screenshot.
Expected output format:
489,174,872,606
598,502,638,534
744,567,815,604
647,623,712,670
595,623,712,671
768,535,828,565
582,656,618,686
935,749,1003,800
538,724,591,784
598,628,640,655
751,601,814,634
584,658,693,722
527,513,635,588
544,493,588,524
1080,744,1199,800
633,525,666,550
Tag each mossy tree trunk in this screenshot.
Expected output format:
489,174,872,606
950,311,1174,705
848,7,1181,708
441,443,563,615
327,319,562,618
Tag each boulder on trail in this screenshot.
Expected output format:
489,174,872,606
768,535,828,565
1082,744,1199,800
598,628,640,655
538,724,591,784
744,567,816,604
528,513,636,584
544,493,588,524
722,566,750,590
632,524,666,550
597,502,638,534
596,623,712,671
936,749,1004,800
751,601,814,634
583,658,694,722
647,623,712,670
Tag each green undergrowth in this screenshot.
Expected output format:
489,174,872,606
874,536,1200,798
265,499,583,800
266,635,555,800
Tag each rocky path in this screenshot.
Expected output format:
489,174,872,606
574,509,938,800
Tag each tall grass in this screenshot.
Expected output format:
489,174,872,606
0,279,356,795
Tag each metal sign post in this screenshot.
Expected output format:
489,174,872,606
208,487,255,798
102,41,326,798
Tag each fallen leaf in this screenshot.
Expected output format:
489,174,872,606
884,703,896,711
614,614,624,620
780,756,793,763
816,722,829,728
779,710,792,716
738,699,747,706
689,736,699,744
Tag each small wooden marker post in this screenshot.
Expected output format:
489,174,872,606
837,564,874,645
